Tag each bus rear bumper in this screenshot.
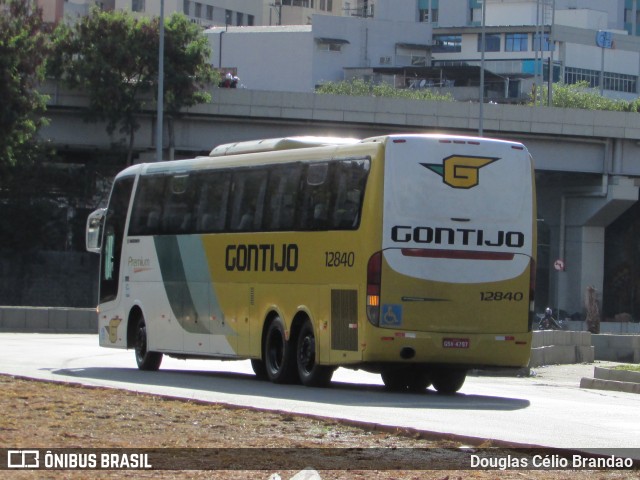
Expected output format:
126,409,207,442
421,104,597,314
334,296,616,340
361,330,532,368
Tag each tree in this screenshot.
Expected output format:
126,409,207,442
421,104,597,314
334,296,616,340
0,0,50,166
49,9,157,165
161,13,218,160
49,9,218,164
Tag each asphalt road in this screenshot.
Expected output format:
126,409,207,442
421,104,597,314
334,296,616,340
1,333,638,459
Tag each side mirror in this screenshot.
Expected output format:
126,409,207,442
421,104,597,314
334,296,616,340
86,208,106,253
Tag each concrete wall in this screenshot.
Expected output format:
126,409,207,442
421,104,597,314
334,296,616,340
0,251,99,308
565,320,640,334
0,306,97,334
591,334,640,363
529,330,594,367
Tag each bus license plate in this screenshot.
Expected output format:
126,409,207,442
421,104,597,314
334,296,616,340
443,338,469,349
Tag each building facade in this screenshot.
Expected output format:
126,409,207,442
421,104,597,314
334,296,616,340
114,0,348,27
205,13,431,92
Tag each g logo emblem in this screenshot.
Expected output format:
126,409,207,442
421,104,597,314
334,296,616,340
422,155,498,189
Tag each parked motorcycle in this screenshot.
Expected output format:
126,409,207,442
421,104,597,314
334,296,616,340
537,307,567,330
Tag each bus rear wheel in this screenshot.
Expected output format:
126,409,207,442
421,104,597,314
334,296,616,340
431,368,466,394
264,316,297,384
251,359,268,380
134,317,162,371
381,367,431,392
296,320,334,388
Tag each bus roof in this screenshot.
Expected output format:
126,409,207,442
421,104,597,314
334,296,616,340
209,136,360,157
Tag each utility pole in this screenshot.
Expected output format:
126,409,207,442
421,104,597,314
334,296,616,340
479,0,486,137
156,0,164,162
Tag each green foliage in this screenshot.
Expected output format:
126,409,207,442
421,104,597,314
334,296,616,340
163,13,219,114
49,9,217,164
531,82,632,112
0,0,50,167
49,9,156,164
316,78,454,102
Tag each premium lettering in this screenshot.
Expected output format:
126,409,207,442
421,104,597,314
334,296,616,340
391,225,524,248
225,243,298,272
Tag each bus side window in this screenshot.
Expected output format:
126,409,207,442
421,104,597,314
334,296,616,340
161,174,195,234
265,164,302,231
129,176,167,236
331,159,370,230
195,171,231,233
230,169,267,232
300,162,332,230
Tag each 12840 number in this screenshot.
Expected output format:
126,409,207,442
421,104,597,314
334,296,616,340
480,291,524,302
325,251,355,267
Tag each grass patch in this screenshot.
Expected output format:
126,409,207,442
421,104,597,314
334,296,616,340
612,364,640,372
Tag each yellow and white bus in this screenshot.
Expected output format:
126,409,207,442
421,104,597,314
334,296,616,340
87,133,536,394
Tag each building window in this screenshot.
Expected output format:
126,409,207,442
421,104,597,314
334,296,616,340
206,5,213,20
564,67,637,93
248,14,254,26
194,2,202,18
533,33,554,51
183,0,190,15
624,8,633,24
419,8,438,23
316,38,347,52
470,7,482,24
132,0,145,12
396,45,428,66
432,35,462,53
505,33,528,52
236,12,243,25
477,33,500,52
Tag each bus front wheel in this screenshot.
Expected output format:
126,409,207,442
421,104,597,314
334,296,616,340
431,368,466,394
296,320,334,388
134,317,163,371
264,316,297,384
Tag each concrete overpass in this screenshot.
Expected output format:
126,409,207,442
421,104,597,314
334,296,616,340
40,84,640,321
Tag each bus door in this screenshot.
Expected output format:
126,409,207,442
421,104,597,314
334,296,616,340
380,136,534,335
97,176,134,347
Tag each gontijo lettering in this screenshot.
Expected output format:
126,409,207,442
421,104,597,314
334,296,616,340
391,225,525,248
225,243,298,272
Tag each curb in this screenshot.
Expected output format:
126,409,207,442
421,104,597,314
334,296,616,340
580,367,640,395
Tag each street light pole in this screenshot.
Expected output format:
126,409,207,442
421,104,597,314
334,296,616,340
479,0,486,137
156,0,165,162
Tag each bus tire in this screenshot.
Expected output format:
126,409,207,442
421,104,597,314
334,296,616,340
296,320,334,388
381,369,410,391
407,369,432,392
134,317,163,371
251,359,268,380
382,367,431,392
431,368,466,394
264,316,297,384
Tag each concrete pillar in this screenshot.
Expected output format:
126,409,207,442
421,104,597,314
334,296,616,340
555,177,638,317
557,226,604,315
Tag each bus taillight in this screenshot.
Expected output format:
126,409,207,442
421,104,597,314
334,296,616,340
367,251,382,326
528,257,536,331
